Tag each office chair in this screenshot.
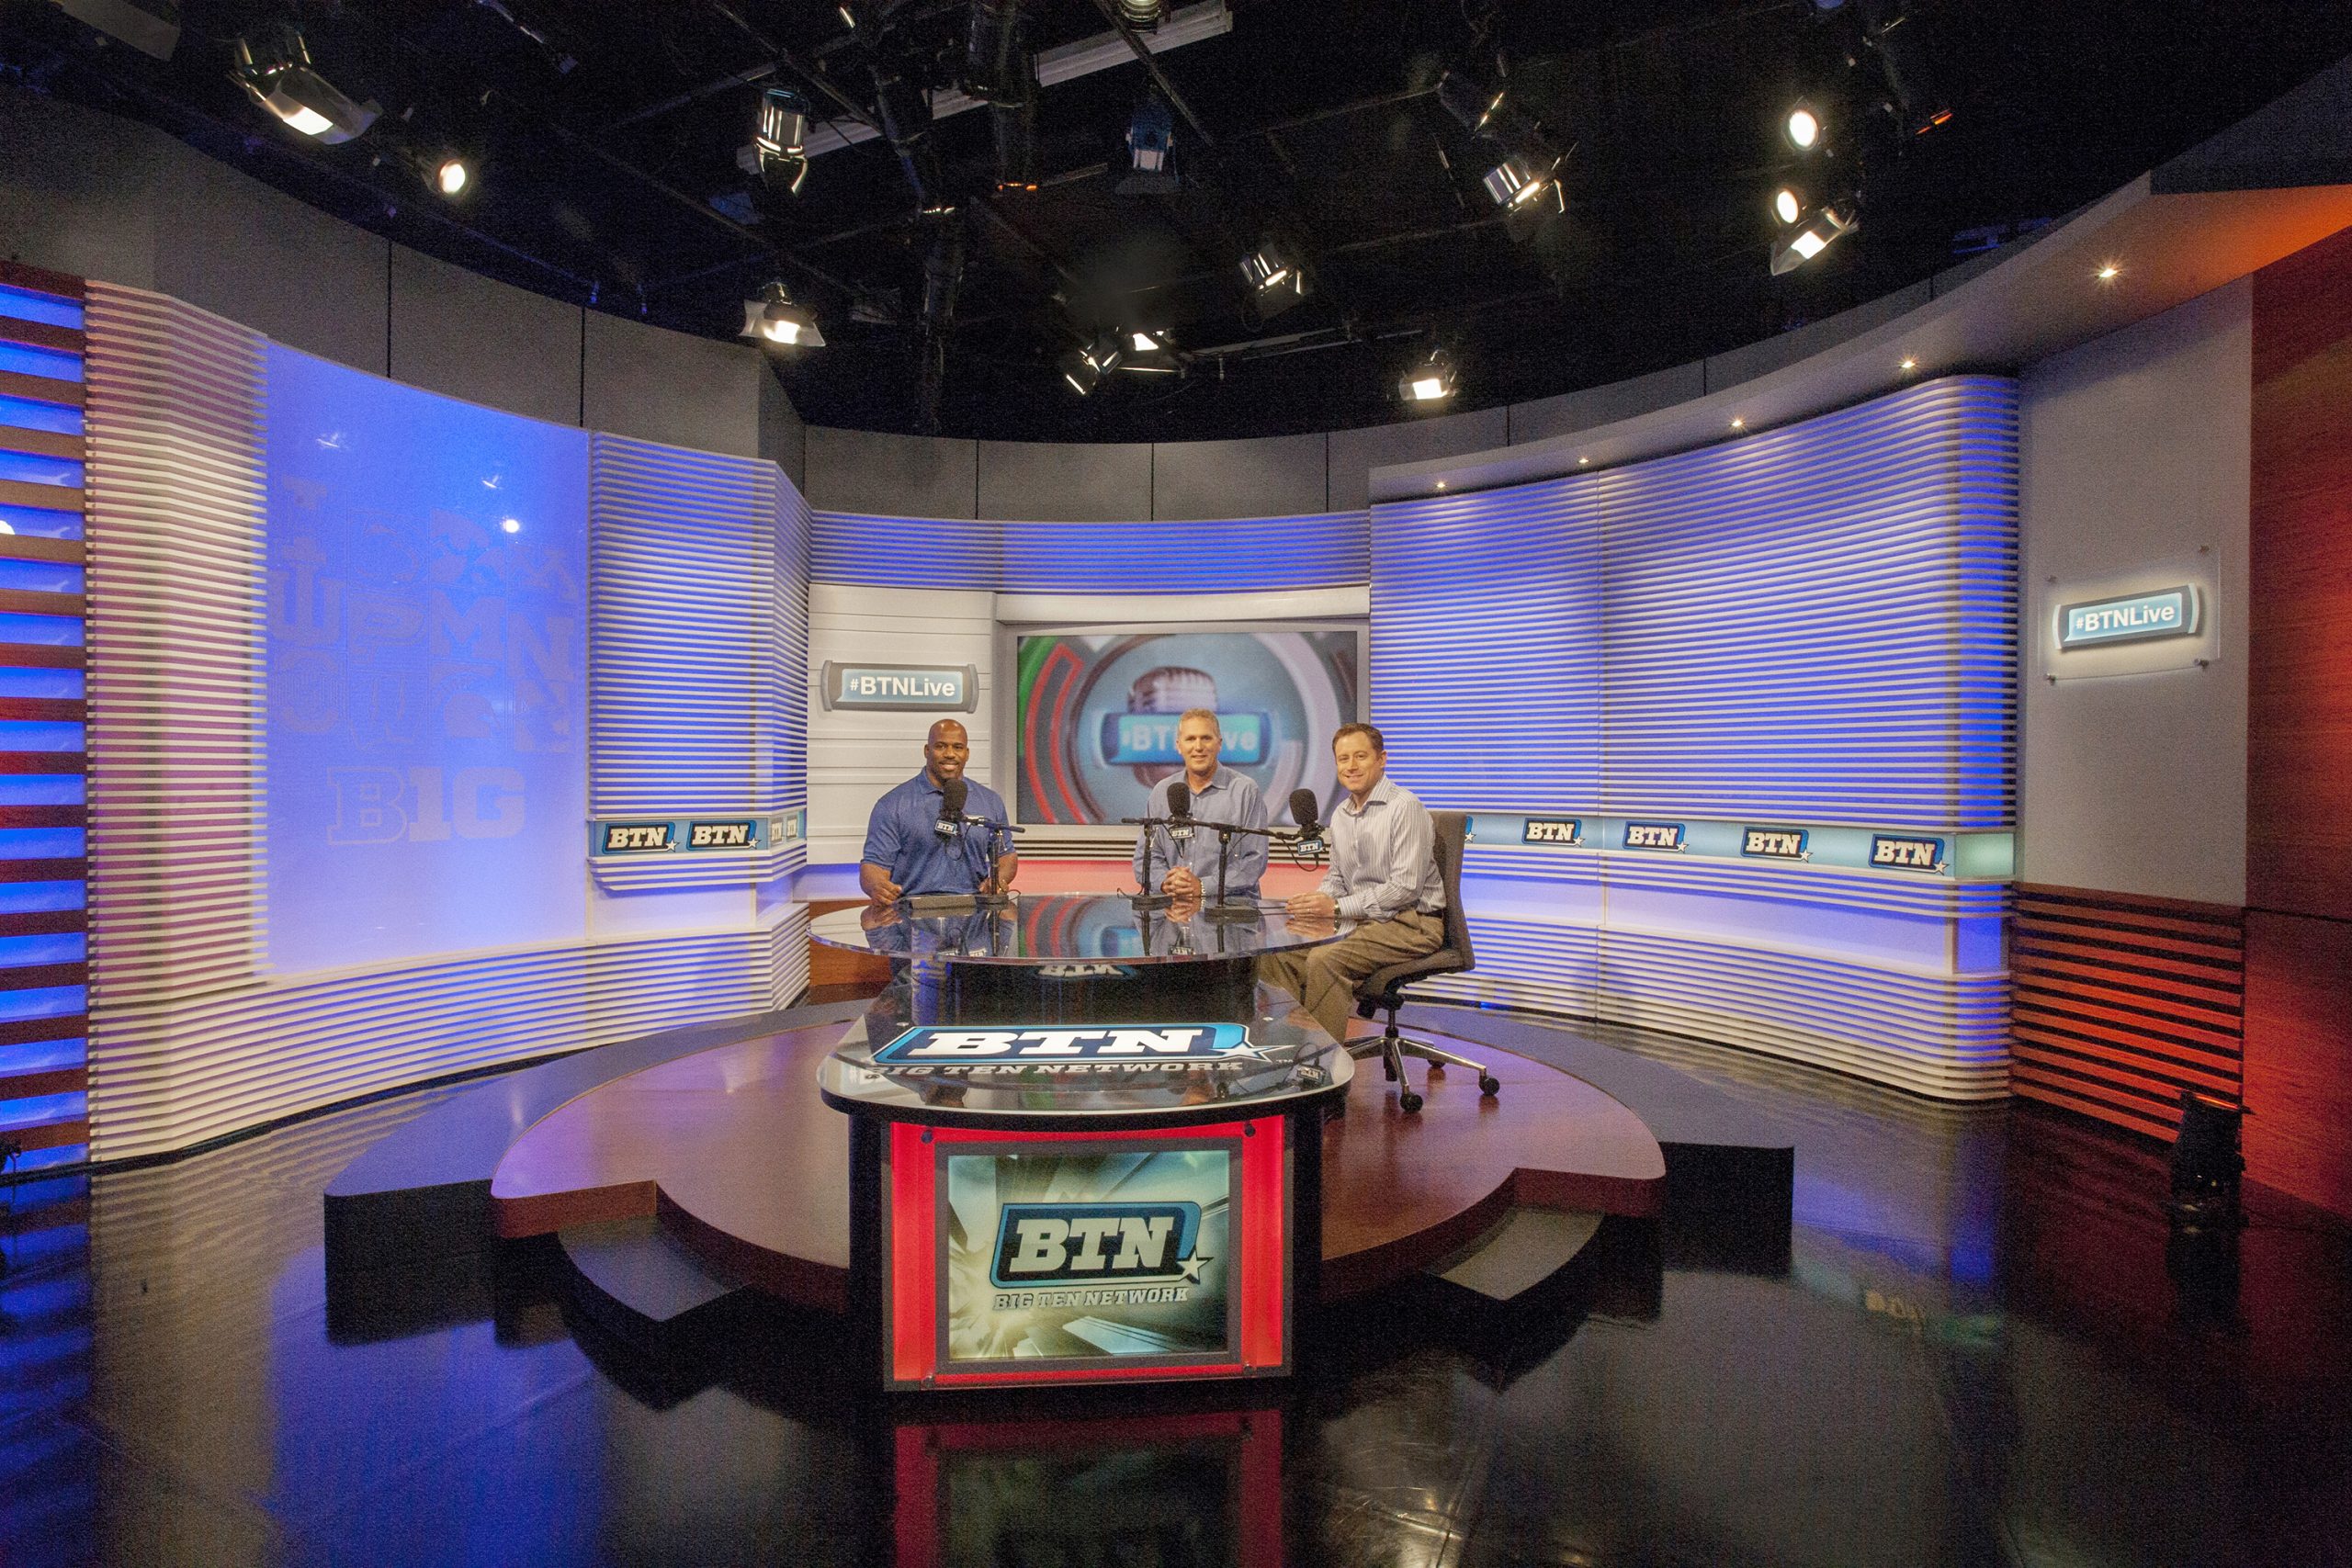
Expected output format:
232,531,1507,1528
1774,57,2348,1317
1348,810,1496,1113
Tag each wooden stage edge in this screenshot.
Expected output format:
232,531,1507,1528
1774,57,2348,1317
484,1018,1670,1310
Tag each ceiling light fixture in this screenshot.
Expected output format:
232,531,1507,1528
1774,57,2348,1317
435,155,469,197
1398,345,1459,405
1118,95,1179,195
1239,241,1307,318
755,86,811,195
2096,262,2121,282
230,22,379,143
1770,198,1858,274
1772,186,1804,225
1783,100,1823,151
740,281,825,347
1116,0,1168,27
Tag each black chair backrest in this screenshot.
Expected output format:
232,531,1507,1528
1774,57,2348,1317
1430,810,1475,974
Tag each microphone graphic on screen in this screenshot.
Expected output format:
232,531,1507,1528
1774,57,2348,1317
1288,787,1324,840
935,775,967,840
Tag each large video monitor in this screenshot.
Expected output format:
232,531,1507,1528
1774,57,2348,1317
1008,624,1363,828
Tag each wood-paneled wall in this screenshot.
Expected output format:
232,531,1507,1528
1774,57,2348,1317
2011,886,2244,1140
2245,222,2352,1216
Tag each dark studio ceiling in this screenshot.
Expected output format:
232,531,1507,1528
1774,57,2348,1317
7,0,2352,443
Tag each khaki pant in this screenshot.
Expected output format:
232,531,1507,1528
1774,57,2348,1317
1257,908,1445,1042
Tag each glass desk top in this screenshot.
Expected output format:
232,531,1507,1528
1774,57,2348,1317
808,891,1349,966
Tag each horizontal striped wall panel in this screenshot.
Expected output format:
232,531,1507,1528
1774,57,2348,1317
2010,885,2245,1140
1371,377,2017,829
808,510,1369,593
1371,479,1600,807
587,434,810,890
0,263,88,1170
84,913,809,1162
1423,916,2009,1100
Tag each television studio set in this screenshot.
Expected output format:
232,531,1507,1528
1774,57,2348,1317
2,1,2349,1563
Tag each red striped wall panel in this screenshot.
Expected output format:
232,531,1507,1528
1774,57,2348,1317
2010,885,2244,1141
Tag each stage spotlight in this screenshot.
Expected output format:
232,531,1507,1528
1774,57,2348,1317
1062,346,1102,394
741,281,825,347
1129,329,1168,353
1436,68,1506,137
1398,346,1458,404
1770,198,1857,274
435,155,469,197
1116,0,1167,27
1773,186,1803,225
231,21,379,144
1085,332,1126,376
1482,157,1556,209
755,86,811,195
1783,99,1823,151
1239,242,1307,318
1118,96,1179,195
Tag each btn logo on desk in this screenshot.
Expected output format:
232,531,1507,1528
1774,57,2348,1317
872,1023,1256,1064
990,1201,1203,1289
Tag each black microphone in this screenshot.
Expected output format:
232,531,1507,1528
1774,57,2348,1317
935,775,967,840
1288,787,1323,840
1166,779,1193,840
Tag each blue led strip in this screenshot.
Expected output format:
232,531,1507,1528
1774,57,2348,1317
0,264,90,1171
808,510,1370,593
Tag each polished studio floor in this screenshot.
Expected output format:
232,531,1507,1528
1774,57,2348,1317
5,1008,2346,1568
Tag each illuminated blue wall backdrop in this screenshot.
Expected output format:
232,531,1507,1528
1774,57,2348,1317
264,346,590,974
1371,377,2019,1098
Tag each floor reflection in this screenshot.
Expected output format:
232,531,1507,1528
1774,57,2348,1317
3,1007,2347,1567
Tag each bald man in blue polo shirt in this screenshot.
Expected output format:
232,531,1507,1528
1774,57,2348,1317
860,720,1019,902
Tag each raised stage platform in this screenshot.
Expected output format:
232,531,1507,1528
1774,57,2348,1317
324,999,1793,1355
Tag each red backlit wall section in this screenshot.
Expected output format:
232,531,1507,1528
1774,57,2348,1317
2245,221,2352,1219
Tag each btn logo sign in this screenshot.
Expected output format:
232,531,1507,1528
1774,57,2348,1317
990,1201,1203,1288
1522,818,1583,845
1100,712,1267,768
823,661,978,713
600,821,673,854
1742,828,1809,861
685,818,759,851
2058,587,2199,649
1623,822,1685,852
872,1023,1255,1065
1871,834,1945,873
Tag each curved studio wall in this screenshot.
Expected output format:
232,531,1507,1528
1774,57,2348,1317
75,281,810,1165
808,376,2018,1100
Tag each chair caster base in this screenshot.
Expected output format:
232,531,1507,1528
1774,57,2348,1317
1398,1089,1423,1114
1480,1075,1501,1097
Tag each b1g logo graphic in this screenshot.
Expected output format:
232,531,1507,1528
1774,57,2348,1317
990,1201,1204,1287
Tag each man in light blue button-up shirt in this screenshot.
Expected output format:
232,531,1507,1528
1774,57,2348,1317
1132,709,1268,900
1258,722,1444,1040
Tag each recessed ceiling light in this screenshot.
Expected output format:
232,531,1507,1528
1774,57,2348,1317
2096,262,2121,282
1900,356,1917,371
1434,480,1447,491
1577,456,1589,466
1730,417,1747,431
